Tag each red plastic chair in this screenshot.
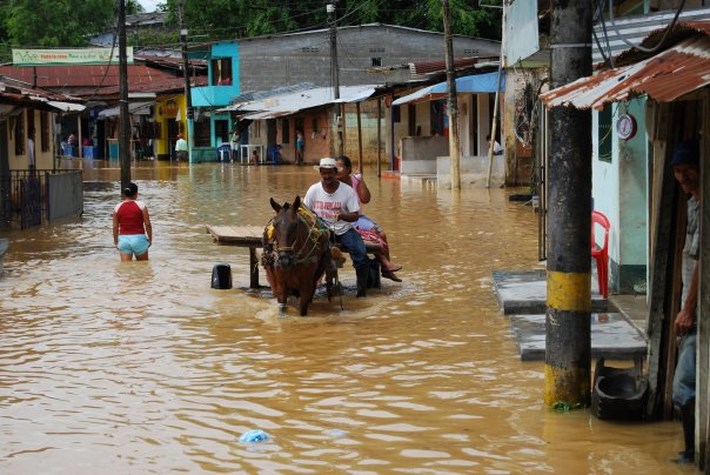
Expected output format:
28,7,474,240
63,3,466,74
591,210,610,298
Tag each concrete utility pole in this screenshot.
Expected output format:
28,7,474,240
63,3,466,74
441,0,461,190
179,0,193,164
327,2,343,157
544,1,594,407
118,0,131,189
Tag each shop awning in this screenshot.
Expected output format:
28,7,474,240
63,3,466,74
540,25,710,110
98,101,154,118
46,101,86,112
392,71,505,106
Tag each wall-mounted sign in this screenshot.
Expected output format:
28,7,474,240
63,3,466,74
12,48,133,66
616,113,637,141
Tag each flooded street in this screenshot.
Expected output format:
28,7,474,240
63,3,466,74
1,161,688,474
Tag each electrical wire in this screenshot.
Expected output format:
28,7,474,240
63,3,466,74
605,0,687,54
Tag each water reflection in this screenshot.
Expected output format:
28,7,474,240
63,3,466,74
0,160,685,473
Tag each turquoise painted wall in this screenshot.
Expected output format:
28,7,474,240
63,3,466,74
191,41,240,108
592,99,648,293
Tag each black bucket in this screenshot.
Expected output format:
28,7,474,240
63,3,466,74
211,263,232,289
591,359,648,421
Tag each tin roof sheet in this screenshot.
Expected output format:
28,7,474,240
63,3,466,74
0,63,183,97
392,71,505,106
218,85,377,116
0,77,85,111
540,33,710,110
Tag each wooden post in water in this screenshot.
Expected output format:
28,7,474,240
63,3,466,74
442,0,460,190
377,97,382,177
357,102,363,171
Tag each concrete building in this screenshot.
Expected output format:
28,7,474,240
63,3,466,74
237,24,500,91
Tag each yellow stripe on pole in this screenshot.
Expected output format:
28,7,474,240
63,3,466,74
547,270,591,312
544,364,591,406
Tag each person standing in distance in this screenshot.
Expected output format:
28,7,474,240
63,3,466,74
175,133,188,166
113,182,153,262
670,140,701,464
295,130,304,165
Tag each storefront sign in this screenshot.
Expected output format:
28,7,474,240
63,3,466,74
12,48,133,66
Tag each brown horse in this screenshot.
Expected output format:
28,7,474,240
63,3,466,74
262,196,338,316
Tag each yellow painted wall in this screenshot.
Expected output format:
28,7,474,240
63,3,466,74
6,109,56,170
155,95,186,157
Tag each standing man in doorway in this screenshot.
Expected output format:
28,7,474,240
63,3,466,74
670,139,700,464
27,128,36,173
175,133,188,166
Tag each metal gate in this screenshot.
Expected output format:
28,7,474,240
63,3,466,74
20,175,42,229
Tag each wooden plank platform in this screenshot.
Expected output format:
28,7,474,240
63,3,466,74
206,225,263,246
206,225,264,288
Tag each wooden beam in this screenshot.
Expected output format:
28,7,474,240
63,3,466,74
698,90,709,468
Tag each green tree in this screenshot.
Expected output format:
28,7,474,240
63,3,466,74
0,0,143,50
160,0,501,42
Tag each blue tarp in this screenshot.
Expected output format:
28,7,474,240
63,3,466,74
392,71,505,105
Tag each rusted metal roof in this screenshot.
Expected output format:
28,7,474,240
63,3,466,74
0,76,85,111
93,76,207,97
409,56,499,77
540,25,710,110
0,63,183,96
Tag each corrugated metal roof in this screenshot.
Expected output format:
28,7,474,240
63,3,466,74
593,8,710,64
218,85,378,116
540,31,710,110
0,64,183,96
392,71,504,106
98,101,154,118
0,77,85,111
409,56,496,76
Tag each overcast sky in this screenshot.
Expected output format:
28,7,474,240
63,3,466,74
137,0,161,12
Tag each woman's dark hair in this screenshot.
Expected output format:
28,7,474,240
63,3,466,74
123,182,138,198
337,155,352,170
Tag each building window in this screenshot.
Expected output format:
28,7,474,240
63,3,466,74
14,114,25,155
194,117,211,147
598,106,612,163
408,104,416,136
312,118,319,135
392,105,400,123
371,57,382,67
252,121,261,138
281,119,290,144
40,111,50,152
215,119,229,143
211,57,233,86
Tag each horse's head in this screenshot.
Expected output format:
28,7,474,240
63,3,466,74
269,196,302,268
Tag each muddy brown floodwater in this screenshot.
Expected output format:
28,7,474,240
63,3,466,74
0,161,689,474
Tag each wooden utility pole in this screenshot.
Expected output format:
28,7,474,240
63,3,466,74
544,1,594,407
441,0,460,190
118,0,131,189
377,97,382,177
179,0,193,164
328,2,343,156
486,60,503,188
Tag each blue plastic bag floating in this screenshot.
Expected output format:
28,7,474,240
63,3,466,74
239,429,270,443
